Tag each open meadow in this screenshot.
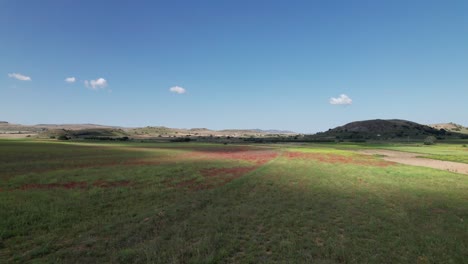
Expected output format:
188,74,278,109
1,139,467,263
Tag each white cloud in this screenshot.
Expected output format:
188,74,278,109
329,94,352,105
65,77,76,83
8,73,31,81
169,86,186,94
84,78,108,90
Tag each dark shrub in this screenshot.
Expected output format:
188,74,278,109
170,137,191,142
58,135,69,140
424,136,436,145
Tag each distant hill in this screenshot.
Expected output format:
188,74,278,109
311,119,461,141
252,129,296,134
0,122,120,133
0,121,296,139
429,123,468,134
43,128,128,139
128,127,295,138
219,129,296,135
2,119,464,142
35,123,120,130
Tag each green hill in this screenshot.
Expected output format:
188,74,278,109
311,119,461,141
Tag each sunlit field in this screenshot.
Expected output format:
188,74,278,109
1,139,467,263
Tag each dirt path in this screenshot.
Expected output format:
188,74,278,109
358,149,468,175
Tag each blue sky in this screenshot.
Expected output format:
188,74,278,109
1,0,467,133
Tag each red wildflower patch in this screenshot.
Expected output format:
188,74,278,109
92,180,131,188
16,180,131,190
174,178,198,188
4,159,164,179
166,148,279,191
181,149,279,165
166,165,262,191
193,146,251,153
285,152,395,167
200,167,256,177
18,181,88,190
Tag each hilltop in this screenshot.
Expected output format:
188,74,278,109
429,123,468,134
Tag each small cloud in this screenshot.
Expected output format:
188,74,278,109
84,78,108,90
330,94,352,105
8,73,31,81
65,77,76,83
169,86,186,94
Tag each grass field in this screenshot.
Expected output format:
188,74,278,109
297,142,468,164
1,139,467,263
378,144,468,164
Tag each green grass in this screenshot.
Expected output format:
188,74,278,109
291,141,468,164
1,139,467,263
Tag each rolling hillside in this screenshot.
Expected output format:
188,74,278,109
0,122,295,139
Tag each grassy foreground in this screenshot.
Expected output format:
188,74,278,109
0,139,467,263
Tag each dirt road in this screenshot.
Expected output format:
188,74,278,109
358,149,468,175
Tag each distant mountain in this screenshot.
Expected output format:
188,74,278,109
220,129,296,134
35,124,122,130
0,121,297,139
252,129,296,134
312,119,459,140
